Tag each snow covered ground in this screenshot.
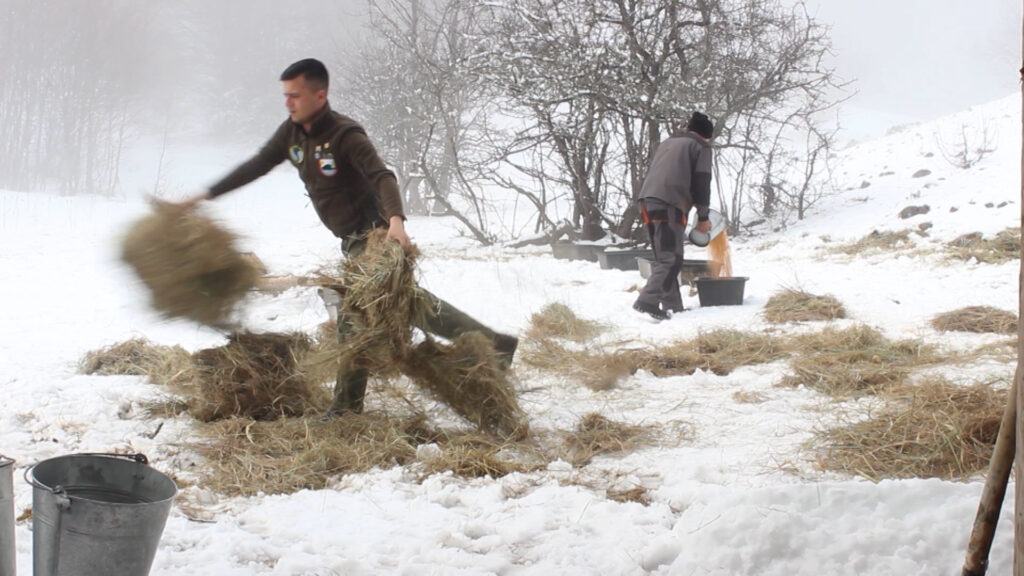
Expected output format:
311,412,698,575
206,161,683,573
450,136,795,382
1,94,1021,575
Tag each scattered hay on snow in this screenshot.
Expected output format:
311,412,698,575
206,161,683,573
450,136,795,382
120,200,259,326
945,228,1019,264
826,229,916,256
783,325,937,398
763,288,847,324
813,377,1006,481
931,305,1017,335
79,337,195,387
526,302,605,342
561,413,653,466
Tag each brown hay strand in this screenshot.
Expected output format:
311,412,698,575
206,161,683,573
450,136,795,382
813,377,1006,480
403,333,528,439
763,288,847,323
190,332,329,422
419,431,542,478
931,306,1017,335
783,325,937,398
562,413,652,466
120,200,259,326
526,302,604,342
79,338,196,387
945,228,1020,264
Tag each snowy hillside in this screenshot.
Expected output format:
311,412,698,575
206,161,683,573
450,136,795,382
0,94,1021,575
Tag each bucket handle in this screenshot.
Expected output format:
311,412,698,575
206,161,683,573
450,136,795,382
24,452,149,493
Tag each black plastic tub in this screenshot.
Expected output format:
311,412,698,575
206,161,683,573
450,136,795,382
695,277,748,306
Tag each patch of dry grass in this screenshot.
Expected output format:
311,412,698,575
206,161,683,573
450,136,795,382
120,200,259,326
193,410,662,497
763,288,847,324
195,414,421,496
190,332,330,422
561,413,653,466
826,229,916,256
945,228,1020,264
79,338,196,387
931,306,1017,335
813,377,1006,480
526,302,605,342
783,325,937,398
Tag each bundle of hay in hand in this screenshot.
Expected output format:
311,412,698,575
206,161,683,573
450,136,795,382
333,229,431,375
120,199,259,327
329,229,527,438
191,331,327,422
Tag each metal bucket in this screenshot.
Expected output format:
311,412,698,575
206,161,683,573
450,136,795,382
26,453,176,576
687,209,726,247
0,455,14,576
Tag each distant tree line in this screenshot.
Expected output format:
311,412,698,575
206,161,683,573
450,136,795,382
0,0,842,243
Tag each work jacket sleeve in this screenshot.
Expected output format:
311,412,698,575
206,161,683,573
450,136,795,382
336,128,405,222
208,122,290,197
692,147,714,219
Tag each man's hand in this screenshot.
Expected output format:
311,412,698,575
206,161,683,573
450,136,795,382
387,216,411,249
694,219,712,234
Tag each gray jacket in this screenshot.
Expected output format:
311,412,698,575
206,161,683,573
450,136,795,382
639,131,713,216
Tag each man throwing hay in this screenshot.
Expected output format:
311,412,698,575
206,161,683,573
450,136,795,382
177,58,518,418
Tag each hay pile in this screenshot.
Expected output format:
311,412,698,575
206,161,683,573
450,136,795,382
79,337,195,387
783,325,936,398
526,302,604,342
120,200,259,326
190,332,329,422
946,228,1020,264
814,377,1005,480
827,229,915,256
404,333,527,439
763,288,847,323
562,413,652,466
931,306,1017,335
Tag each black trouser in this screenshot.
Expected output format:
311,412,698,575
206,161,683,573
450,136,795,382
635,198,686,313
331,234,503,413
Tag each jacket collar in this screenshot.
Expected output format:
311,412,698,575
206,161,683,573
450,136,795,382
302,102,334,138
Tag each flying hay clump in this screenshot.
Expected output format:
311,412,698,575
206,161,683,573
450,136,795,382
120,199,259,327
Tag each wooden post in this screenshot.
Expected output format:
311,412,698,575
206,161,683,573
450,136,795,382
1016,10,1024,570
963,381,1017,575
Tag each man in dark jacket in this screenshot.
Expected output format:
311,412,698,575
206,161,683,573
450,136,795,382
633,112,715,320
178,58,518,416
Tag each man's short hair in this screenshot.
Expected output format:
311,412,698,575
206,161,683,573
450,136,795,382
280,58,329,92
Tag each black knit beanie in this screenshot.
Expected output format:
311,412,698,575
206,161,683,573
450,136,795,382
686,111,714,139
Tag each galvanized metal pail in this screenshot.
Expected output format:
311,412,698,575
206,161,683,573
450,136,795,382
0,455,14,576
26,453,176,576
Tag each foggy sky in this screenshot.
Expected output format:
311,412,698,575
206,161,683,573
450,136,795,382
804,0,1021,141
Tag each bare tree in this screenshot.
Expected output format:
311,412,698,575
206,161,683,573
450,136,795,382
475,0,843,240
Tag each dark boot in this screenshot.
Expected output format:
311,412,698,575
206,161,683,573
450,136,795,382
324,367,368,419
493,333,519,370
